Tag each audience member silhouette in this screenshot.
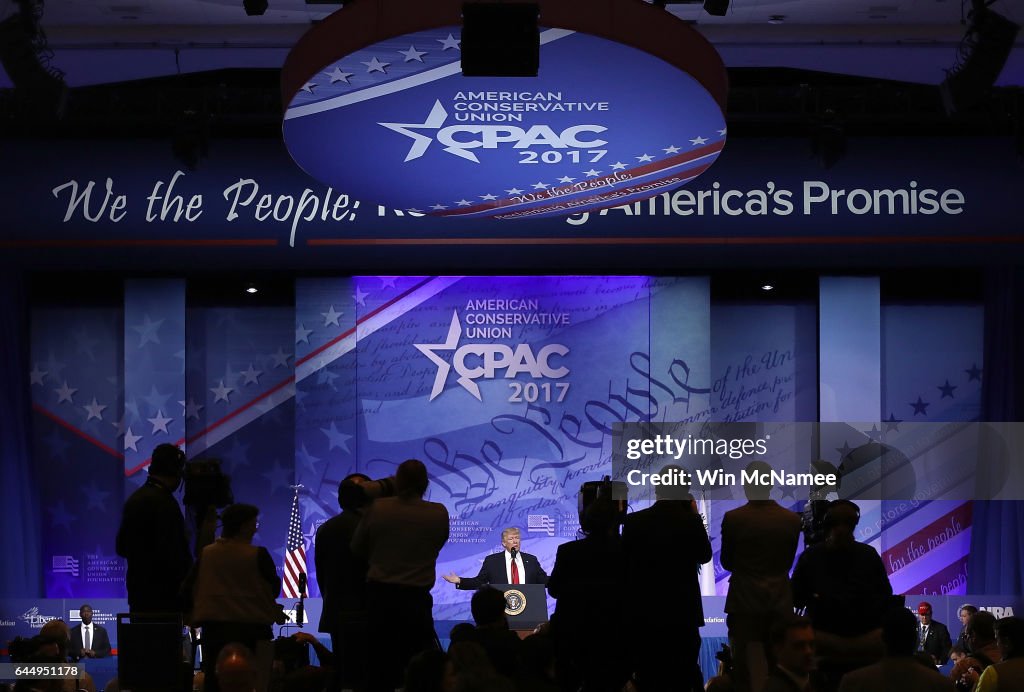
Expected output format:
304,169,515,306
790,500,894,692
215,643,258,692
721,460,802,692
470,586,523,679
446,640,516,692
314,472,371,692
189,503,285,692
116,443,193,614
791,500,893,642
403,648,448,692
950,611,1001,692
762,614,816,692
517,632,560,692
546,496,629,692
975,616,1024,692
838,607,954,692
621,465,712,692
351,459,450,692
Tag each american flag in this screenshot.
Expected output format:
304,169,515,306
282,487,307,598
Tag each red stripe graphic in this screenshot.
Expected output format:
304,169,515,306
880,503,972,576
435,141,724,218
123,276,441,475
907,554,971,596
32,403,125,459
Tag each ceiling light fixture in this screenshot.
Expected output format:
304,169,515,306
246,283,258,294
761,284,774,292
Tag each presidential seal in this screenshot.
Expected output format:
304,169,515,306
504,589,527,616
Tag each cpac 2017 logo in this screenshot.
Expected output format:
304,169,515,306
415,311,569,401
380,100,607,164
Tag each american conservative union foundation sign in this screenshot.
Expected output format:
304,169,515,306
280,0,728,220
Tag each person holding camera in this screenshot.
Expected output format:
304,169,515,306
315,472,371,692
547,496,630,692
351,459,449,692
116,443,193,614
621,466,711,692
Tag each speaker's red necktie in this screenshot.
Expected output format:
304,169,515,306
511,560,520,584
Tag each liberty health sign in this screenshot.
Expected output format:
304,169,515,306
281,0,728,220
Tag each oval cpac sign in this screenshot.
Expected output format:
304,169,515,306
282,0,728,220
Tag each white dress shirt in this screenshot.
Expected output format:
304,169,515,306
504,550,525,584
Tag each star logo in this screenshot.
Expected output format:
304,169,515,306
414,311,479,401
380,101,483,163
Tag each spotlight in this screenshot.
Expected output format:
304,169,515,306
244,0,269,16
940,3,1019,115
703,0,729,16
245,283,258,295
761,284,774,292
461,3,539,77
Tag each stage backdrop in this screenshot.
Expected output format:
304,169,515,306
22,274,989,624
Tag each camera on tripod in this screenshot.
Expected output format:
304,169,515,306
182,458,233,509
577,475,628,529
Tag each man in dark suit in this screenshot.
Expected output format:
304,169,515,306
69,604,112,660
315,473,370,692
116,443,193,613
442,527,548,589
721,460,802,692
916,601,953,665
621,467,711,692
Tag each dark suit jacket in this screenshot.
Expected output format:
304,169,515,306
116,478,193,613
919,620,953,665
762,667,811,692
314,509,368,634
621,500,712,628
721,500,802,617
547,535,630,689
68,623,112,660
457,551,548,589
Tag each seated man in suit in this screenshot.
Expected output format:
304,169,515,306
442,527,548,589
69,604,112,660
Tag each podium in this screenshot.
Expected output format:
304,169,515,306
497,584,549,633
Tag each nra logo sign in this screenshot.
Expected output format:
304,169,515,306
979,606,1015,618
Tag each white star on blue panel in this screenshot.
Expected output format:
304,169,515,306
325,67,352,84
399,45,427,62
438,34,461,50
362,57,390,73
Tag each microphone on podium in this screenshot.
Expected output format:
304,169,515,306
509,548,518,560
296,572,307,627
